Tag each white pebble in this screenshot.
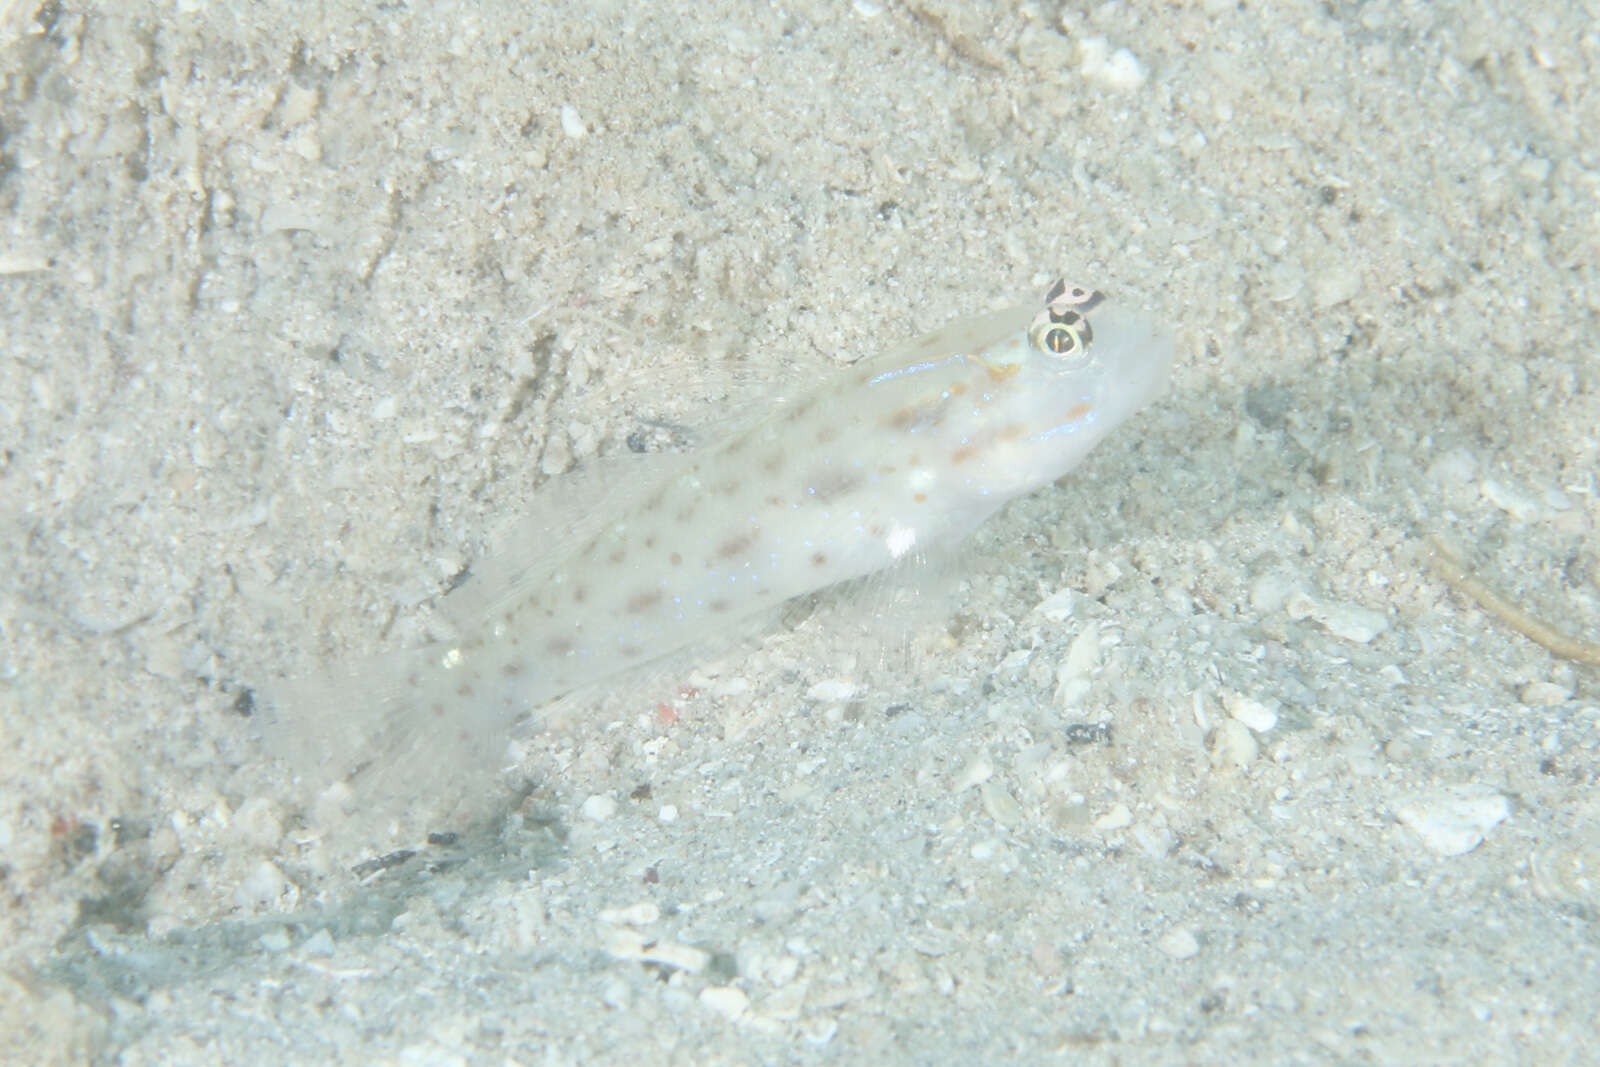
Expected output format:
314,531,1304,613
979,780,1025,829
601,977,632,1010
1077,37,1148,92
969,838,1003,860
1031,587,1077,622
1133,822,1177,859
805,678,858,703
231,796,283,849
1286,591,1389,643
763,981,808,1020
0,250,50,275
301,928,335,957
258,926,293,953
1060,623,1101,683
802,1018,839,1046
998,648,1033,672
1214,719,1258,769
598,902,660,926
1055,622,1101,708
1311,264,1362,309
954,753,995,792
658,804,679,823
1316,602,1389,643
645,941,711,974
1224,692,1279,733
1427,447,1478,486
1480,479,1541,522
1397,789,1509,856
1094,803,1133,832
603,928,710,973
700,985,750,1020
1519,681,1572,707
581,794,618,822
1248,572,1299,613
1156,926,1200,960
233,860,290,910
1283,589,1318,621
559,103,587,139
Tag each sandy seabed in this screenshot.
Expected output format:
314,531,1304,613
3,1,1598,1063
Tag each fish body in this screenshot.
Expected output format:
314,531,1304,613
263,281,1172,802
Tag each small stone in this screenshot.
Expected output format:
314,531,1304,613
1284,590,1318,621
658,804,679,823
1518,681,1571,707
258,926,293,953
301,929,335,957
603,929,711,973
954,753,994,792
1287,592,1389,643
1157,926,1200,960
998,648,1033,672
602,926,647,960
1311,264,1362,309
1133,822,1177,859
1266,262,1304,303
1094,803,1133,832
969,837,1003,860
1225,692,1279,733
539,433,573,476
700,985,750,1020
1077,37,1147,92
1427,448,1478,487
1214,719,1258,769
1059,623,1101,684
979,780,1025,829
601,978,631,1010
1249,572,1300,613
233,860,290,910
763,981,809,1021
279,82,319,127
598,902,659,926
581,794,618,822
805,678,858,703
1031,587,1077,622
1315,602,1389,643
802,1018,839,1046
643,941,711,974
559,103,587,139
1397,788,1509,856
1481,479,1540,521
231,797,282,850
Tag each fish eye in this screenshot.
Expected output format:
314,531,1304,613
1029,307,1095,356
1034,280,1105,356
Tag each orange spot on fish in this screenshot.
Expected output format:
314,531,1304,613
626,589,663,613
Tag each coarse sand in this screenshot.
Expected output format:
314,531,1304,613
3,2,1598,1063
